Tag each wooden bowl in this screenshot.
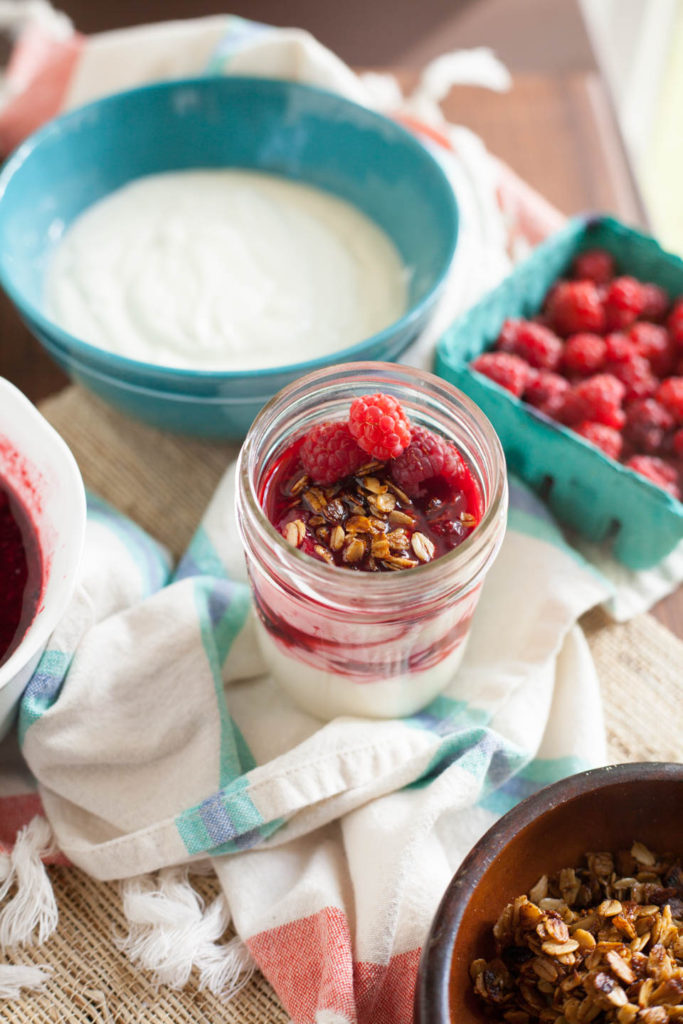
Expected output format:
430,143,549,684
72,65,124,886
415,762,683,1024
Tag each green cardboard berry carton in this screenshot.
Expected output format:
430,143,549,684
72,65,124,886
435,215,683,570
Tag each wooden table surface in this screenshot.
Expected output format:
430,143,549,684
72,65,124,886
1,69,681,638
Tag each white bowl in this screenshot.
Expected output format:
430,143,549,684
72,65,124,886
0,379,86,740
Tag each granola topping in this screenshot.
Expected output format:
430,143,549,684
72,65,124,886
471,843,683,1024
262,435,481,572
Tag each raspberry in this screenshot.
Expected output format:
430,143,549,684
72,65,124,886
496,318,524,351
496,318,562,370
641,283,670,322
556,389,588,426
524,370,569,417
572,248,614,285
545,280,605,336
624,398,675,454
573,374,626,428
562,333,607,375
607,354,657,402
628,322,675,377
656,377,683,424
604,332,637,363
300,421,366,485
390,425,465,497
600,406,626,430
667,300,683,349
573,421,623,459
626,454,681,499
604,276,646,331
673,429,683,458
348,393,411,461
471,352,530,397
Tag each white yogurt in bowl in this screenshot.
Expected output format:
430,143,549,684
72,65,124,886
46,170,408,371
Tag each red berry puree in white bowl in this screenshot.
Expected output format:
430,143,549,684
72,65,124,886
0,479,42,666
0,378,86,742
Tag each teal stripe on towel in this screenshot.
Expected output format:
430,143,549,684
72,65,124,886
18,649,72,745
175,525,228,582
205,16,271,73
175,775,284,855
479,755,590,816
407,695,490,737
407,718,528,799
194,578,255,787
87,492,171,595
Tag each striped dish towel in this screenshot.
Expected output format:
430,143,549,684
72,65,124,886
4,469,607,1021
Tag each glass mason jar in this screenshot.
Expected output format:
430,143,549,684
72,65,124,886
236,362,507,720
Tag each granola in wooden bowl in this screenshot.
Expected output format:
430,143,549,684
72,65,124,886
471,842,683,1024
414,763,683,1024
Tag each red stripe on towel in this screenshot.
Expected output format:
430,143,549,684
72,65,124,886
0,793,44,851
354,949,421,1024
0,26,84,155
0,797,69,864
248,906,420,1024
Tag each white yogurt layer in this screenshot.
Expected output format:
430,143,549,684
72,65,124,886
255,617,469,720
46,170,408,371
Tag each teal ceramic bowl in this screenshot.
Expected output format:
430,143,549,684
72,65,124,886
0,76,458,438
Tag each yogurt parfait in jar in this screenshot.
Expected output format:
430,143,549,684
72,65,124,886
235,363,507,720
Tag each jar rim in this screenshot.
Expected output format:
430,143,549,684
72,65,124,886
237,361,508,607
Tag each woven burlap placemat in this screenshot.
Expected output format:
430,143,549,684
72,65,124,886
4,870,288,1024
3,386,680,1022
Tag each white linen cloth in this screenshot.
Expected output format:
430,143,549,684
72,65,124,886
15,476,608,1021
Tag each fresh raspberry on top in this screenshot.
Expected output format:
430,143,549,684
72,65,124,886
524,370,569,417
626,454,681,499
496,318,562,370
572,248,615,285
603,276,646,331
628,322,675,377
300,421,366,485
673,428,683,458
390,425,465,497
348,393,411,461
656,377,683,424
471,352,530,396
573,420,623,460
573,374,626,428
607,353,657,403
545,280,606,336
624,398,675,454
562,333,607,375
641,283,670,322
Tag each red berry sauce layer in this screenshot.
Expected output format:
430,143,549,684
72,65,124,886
0,480,42,665
471,248,683,501
261,396,483,572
